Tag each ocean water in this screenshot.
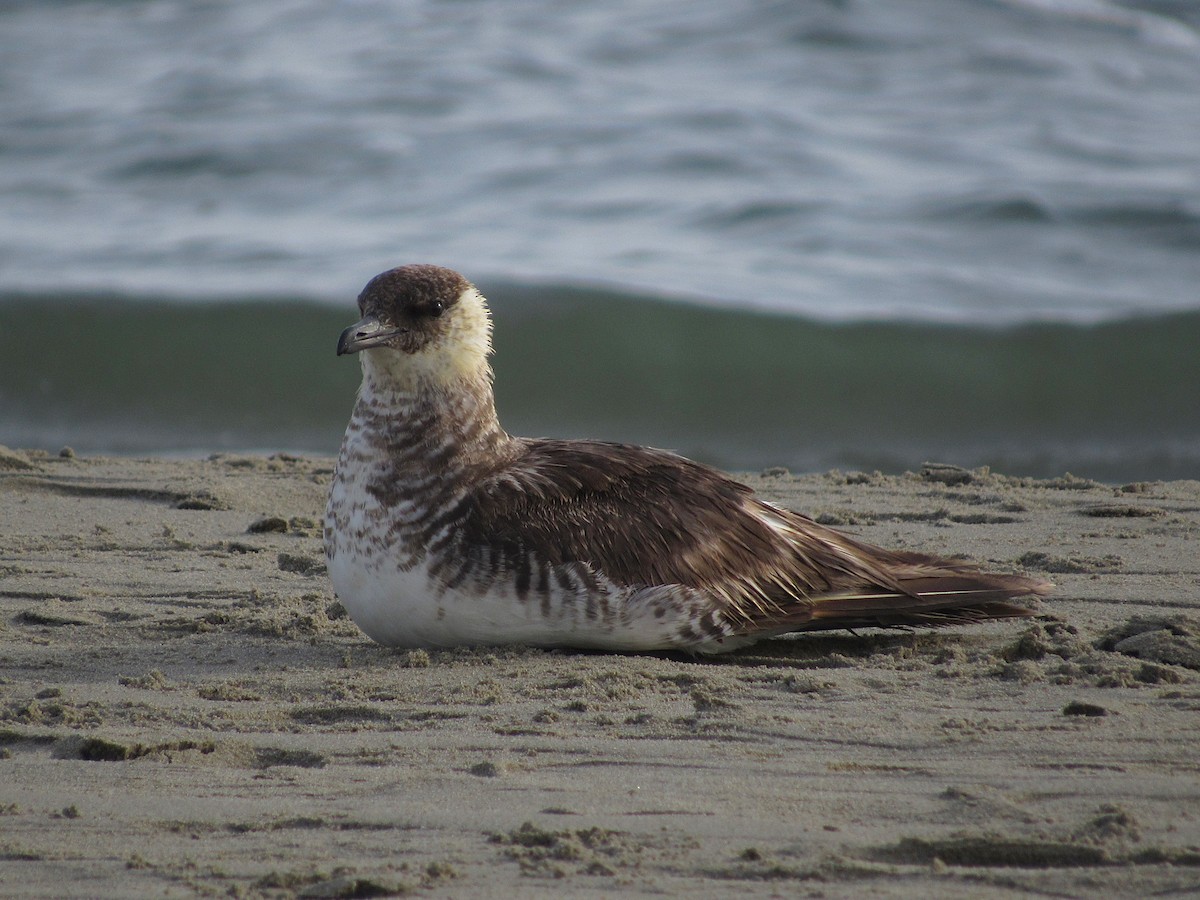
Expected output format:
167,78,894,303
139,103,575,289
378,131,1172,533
2,0,1199,480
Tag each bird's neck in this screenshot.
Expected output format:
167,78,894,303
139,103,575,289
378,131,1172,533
349,362,513,479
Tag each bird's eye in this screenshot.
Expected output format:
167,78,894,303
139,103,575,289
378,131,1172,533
428,300,445,318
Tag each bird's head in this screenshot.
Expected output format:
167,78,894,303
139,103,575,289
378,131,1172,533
337,264,493,391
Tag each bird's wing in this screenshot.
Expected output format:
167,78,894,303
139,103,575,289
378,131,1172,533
454,439,1048,640
456,439,901,625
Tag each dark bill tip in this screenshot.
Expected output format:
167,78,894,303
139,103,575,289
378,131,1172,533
336,314,403,355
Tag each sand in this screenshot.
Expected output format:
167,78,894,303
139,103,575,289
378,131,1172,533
1,447,1198,898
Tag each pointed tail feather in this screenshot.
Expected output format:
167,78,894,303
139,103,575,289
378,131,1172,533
796,572,1051,633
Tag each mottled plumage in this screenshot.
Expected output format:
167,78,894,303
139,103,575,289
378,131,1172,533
324,264,1050,654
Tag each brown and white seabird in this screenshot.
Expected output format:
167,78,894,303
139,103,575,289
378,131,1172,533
324,264,1050,653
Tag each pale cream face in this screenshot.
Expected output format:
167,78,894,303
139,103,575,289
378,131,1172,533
361,286,494,393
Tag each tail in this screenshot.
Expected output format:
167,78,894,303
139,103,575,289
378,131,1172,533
797,566,1051,633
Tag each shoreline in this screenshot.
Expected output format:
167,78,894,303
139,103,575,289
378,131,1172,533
1,449,1198,897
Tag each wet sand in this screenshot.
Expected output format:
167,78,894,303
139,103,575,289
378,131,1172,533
1,448,1198,898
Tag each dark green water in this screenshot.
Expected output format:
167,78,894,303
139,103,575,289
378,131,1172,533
3,286,1198,482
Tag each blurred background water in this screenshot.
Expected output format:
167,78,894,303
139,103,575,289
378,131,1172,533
2,0,1198,480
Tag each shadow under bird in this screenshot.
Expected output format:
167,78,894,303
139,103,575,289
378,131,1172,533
324,264,1051,654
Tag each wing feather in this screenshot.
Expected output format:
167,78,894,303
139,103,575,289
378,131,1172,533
457,439,1048,641
462,441,907,620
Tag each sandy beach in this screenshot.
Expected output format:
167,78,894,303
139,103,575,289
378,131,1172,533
1,447,1198,898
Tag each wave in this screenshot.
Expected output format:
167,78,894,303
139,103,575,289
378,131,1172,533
3,287,1198,481
996,0,1200,50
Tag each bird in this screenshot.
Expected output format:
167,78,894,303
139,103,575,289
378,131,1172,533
323,264,1050,654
